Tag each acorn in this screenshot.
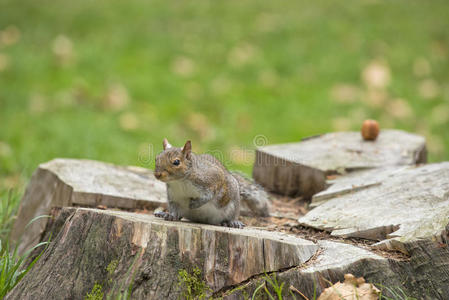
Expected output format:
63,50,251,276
361,119,380,141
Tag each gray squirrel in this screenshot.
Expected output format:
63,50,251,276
154,139,270,228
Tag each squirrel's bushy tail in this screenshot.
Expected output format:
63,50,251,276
231,171,271,217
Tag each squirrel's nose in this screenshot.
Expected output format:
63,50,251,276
154,171,162,179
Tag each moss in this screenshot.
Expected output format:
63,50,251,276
107,259,119,276
177,267,212,300
85,283,104,300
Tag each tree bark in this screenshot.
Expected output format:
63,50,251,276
10,158,168,254
7,207,318,299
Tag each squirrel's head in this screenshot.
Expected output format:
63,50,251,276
154,138,192,182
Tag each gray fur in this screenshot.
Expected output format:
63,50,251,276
232,172,271,217
154,141,243,227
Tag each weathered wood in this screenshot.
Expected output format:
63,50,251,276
253,130,426,197
300,163,449,254
310,167,404,207
7,207,318,300
13,207,448,299
10,158,167,254
223,240,398,299
11,158,273,254
9,152,449,299
224,238,449,300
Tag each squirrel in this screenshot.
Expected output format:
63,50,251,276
153,138,270,228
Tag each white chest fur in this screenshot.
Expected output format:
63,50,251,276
167,179,201,206
166,179,229,225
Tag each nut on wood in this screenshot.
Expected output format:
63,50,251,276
361,119,380,141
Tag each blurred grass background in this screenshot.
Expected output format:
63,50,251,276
0,0,448,196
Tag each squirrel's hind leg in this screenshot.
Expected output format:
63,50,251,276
220,220,245,229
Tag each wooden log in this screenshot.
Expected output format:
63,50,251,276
253,130,426,197
6,207,318,299
10,158,167,254
224,238,449,300
7,162,449,299
310,166,404,207
300,163,449,254
10,207,449,299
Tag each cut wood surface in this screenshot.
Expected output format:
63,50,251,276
311,166,406,207
10,158,167,254
253,130,426,197
7,207,317,299
300,163,449,253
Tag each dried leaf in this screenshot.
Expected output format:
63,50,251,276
361,60,391,89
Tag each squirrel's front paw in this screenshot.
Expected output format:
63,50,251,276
154,211,181,221
221,220,245,229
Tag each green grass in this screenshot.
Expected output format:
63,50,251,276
0,238,47,298
379,286,418,300
0,0,448,183
0,190,19,244
0,191,49,297
254,273,418,300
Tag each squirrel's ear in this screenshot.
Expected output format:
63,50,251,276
163,138,172,150
182,140,192,159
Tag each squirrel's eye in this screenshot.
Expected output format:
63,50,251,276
173,159,180,166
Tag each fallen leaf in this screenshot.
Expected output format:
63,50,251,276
0,141,12,157
363,89,388,108
28,93,46,114
228,43,257,67
386,98,413,120
418,79,440,99
104,83,130,111
171,56,195,77
119,112,139,131
330,83,361,103
229,146,254,165
52,34,74,65
0,25,21,46
186,112,215,140
361,60,391,89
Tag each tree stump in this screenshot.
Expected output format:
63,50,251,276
8,207,449,299
300,163,449,254
10,158,167,254
7,207,318,299
7,150,449,300
253,130,426,198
